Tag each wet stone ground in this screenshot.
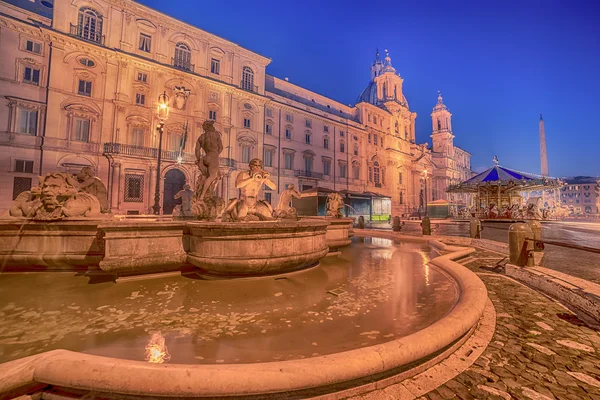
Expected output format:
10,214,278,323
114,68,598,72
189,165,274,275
0,237,459,365
420,248,600,400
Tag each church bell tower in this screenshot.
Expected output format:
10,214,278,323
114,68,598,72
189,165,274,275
430,91,454,155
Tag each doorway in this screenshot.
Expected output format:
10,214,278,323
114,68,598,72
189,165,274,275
163,168,186,214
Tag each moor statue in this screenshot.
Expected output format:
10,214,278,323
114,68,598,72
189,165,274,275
193,120,225,220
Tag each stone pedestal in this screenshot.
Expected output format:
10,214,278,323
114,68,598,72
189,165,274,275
98,221,187,276
0,219,104,270
186,220,329,277
303,216,354,251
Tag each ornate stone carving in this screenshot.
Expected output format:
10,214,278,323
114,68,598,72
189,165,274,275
275,184,301,220
173,86,191,110
76,167,109,213
223,159,276,222
193,120,225,220
326,192,344,218
8,173,103,220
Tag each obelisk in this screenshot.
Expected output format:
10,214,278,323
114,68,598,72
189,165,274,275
539,114,549,176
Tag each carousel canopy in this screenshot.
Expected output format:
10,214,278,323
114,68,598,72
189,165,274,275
447,157,562,194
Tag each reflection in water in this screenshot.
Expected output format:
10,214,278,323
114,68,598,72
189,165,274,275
144,332,171,364
0,237,459,365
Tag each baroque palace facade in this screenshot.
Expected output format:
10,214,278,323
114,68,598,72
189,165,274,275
0,0,473,217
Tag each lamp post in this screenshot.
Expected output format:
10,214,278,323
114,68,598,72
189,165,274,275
152,91,169,215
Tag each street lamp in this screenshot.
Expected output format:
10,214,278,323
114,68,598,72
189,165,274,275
152,91,169,215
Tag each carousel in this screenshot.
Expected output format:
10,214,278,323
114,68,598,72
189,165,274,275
446,157,564,220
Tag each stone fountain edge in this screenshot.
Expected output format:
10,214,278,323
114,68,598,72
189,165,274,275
0,231,488,398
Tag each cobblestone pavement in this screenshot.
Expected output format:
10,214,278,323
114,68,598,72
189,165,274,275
420,249,600,400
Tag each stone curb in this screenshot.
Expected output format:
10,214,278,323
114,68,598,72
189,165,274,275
0,231,488,398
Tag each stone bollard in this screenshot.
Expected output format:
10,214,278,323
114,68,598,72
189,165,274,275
421,216,431,236
470,218,481,239
392,216,402,232
509,222,534,266
358,215,365,229
526,220,542,252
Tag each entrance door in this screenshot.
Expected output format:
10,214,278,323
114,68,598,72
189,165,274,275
163,168,186,214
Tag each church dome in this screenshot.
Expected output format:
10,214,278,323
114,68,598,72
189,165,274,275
357,81,378,104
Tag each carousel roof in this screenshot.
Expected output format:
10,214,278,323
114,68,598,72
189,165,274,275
446,157,562,194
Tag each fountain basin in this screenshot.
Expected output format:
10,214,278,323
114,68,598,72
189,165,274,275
304,216,354,251
187,220,329,277
98,221,187,276
0,218,104,270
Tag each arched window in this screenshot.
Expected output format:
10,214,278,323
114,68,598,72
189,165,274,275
373,161,380,185
174,43,192,71
241,67,254,92
382,82,387,99
352,162,360,179
77,7,103,43
437,119,441,131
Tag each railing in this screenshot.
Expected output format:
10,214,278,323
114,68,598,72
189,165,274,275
103,143,194,163
219,158,236,169
294,170,323,179
70,24,105,45
172,58,195,72
240,81,259,93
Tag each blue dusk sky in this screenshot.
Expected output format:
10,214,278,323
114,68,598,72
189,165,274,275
138,0,600,178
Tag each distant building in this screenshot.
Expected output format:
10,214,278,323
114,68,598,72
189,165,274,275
0,0,474,218
560,177,600,214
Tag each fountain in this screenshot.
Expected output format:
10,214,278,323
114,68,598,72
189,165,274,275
0,121,488,398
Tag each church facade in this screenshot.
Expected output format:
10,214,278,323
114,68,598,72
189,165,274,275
0,0,474,218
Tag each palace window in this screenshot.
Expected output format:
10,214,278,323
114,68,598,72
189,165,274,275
368,133,371,143
25,40,42,54
399,191,403,204
174,43,192,71
323,159,331,176
17,109,38,135
285,114,293,122
23,67,40,85
131,127,144,147
284,153,294,169
398,172,403,185
243,118,251,129
265,123,272,135
373,134,378,145
305,132,311,144
15,160,34,173
170,134,182,151
354,144,359,156
339,130,344,137
13,177,32,200
139,33,151,52
266,108,273,117
340,140,345,153
285,128,292,139
324,125,329,133
339,163,347,179
209,110,217,120
135,93,145,106
241,67,254,91
353,164,360,179
124,174,144,202
79,58,95,67
210,58,220,74
137,72,148,82
78,79,92,96
77,7,103,43
241,145,251,163
323,136,329,149
373,115,377,124
73,117,90,142
373,162,380,185
305,119,312,128
304,156,313,172
263,148,274,167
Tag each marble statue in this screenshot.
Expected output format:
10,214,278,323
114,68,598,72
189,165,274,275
192,120,225,220
173,184,194,217
326,192,344,218
223,158,276,221
275,184,301,219
76,167,108,212
8,173,102,220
